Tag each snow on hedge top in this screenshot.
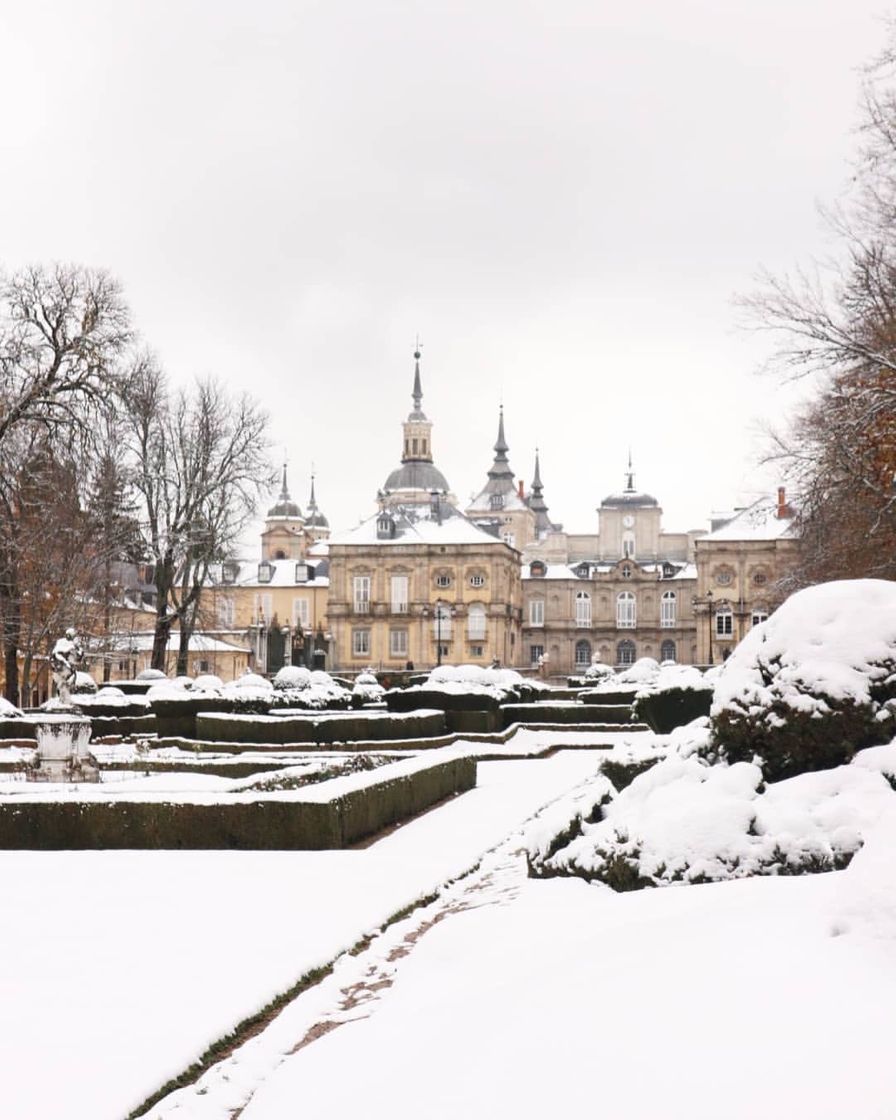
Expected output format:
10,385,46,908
0,696,23,718
420,664,527,697
712,579,896,718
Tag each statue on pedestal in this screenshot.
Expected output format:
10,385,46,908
49,628,84,708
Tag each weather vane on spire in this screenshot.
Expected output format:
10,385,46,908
414,332,423,360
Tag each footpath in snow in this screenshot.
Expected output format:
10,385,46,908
0,744,610,1120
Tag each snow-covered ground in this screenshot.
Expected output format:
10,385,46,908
0,745,610,1119
5,718,896,1119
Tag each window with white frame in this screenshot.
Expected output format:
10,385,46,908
502,531,515,548
435,573,452,589
295,563,309,583
470,644,484,657
575,591,591,628
389,629,408,657
530,644,544,666
292,597,310,629
751,609,769,628
661,590,676,628
715,608,734,636
622,532,635,559
617,639,636,666
660,639,676,663
616,591,636,629
467,603,486,640
390,574,409,613
352,628,370,657
217,597,235,627
353,575,371,612
529,599,544,627
574,639,592,668
469,573,486,588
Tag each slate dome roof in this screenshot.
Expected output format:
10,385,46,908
384,460,451,493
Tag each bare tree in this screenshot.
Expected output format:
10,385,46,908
743,26,896,583
0,263,133,703
124,359,275,672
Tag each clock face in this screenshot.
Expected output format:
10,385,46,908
622,515,634,528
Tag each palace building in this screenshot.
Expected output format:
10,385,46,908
210,348,798,677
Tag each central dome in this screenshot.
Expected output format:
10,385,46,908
384,461,451,493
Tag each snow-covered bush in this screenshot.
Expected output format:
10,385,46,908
72,672,97,694
353,670,385,704
233,672,272,691
0,696,24,718
584,660,615,682
712,580,896,781
192,674,224,692
525,741,896,889
137,669,167,681
633,663,713,734
273,665,311,691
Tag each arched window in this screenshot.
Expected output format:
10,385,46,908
574,639,592,669
660,639,676,663
575,591,592,628
616,591,636,629
467,603,486,641
616,639,636,666
661,590,676,628
622,532,635,559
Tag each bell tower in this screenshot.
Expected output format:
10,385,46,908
401,349,434,465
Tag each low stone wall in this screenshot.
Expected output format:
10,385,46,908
0,754,476,850
194,709,447,746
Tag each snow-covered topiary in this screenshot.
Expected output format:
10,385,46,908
96,687,125,699
72,672,97,694
353,670,385,703
173,675,194,690
233,672,273,691
137,669,167,681
192,674,224,692
583,660,615,681
711,579,896,781
273,665,311,691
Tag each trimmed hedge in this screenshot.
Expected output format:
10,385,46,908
0,719,36,741
385,688,503,714
194,710,446,746
0,755,476,849
150,697,252,739
501,703,633,728
633,688,712,734
577,688,638,706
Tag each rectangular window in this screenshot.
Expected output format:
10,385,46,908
293,597,310,628
660,594,676,629
470,644,484,657
751,611,768,628
716,612,733,636
530,644,544,667
390,629,408,657
529,600,544,627
352,629,370,657
390,575,409,614
255,594,273,623
353,575,371,613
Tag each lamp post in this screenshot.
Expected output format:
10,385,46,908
436,598,445,667
706,588,714,666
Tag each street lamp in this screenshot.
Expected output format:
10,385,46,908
435,598,447,667
706,589,714,666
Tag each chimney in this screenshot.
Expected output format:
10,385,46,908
518,479,525,499
777,486,788,519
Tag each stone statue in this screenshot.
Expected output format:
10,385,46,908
49,628,84,707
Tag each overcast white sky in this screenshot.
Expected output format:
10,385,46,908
0,1,888,538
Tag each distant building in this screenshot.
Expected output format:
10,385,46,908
326,351,522,671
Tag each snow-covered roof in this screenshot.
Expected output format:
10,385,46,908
112,633,251,654
701,497,796,542
209,559,330,589
522,563,579,581
330,503,510,548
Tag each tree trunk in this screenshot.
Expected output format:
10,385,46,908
152,605,172,672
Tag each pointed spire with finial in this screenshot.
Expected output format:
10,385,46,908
624,448,635,493
410,338,425,419
494,405,509,461
527,446,557,537
531,446,544,492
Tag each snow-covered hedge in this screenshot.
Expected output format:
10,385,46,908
711,580,896,781
525,730,896,890
353,670,386,704
632,663,713,734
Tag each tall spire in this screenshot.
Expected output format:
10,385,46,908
279,458,289,501
531,446,543,492
410,345,425,419
494,405,509,461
